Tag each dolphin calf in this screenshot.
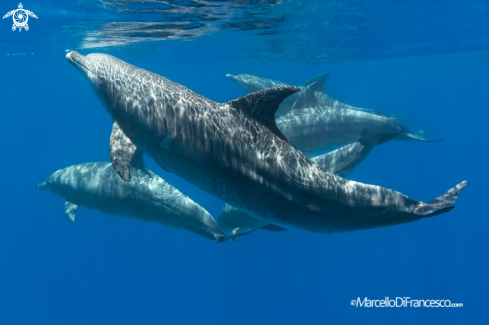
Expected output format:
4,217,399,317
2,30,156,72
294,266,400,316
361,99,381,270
39,158,237,242
227,73,439,154
67,51,467,233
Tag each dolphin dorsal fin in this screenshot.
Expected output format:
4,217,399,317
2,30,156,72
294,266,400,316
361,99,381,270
303,73,329,93
302,73,329,93
227,86,300,141
289,73,329,111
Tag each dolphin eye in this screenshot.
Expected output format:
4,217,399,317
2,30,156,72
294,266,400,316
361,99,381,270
98,76,106,82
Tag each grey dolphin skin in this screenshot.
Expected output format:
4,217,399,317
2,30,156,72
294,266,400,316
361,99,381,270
67,51,467,233
39,160,236,242
227,73,440,154
218,128,402,233
310,127,403,178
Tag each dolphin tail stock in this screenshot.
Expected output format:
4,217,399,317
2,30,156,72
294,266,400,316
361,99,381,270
359,127,405,148
397,130,443,142
414,181,468,217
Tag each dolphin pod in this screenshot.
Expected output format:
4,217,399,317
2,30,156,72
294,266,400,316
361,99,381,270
39,157,240,242
226,73,441,154
65,51,467,234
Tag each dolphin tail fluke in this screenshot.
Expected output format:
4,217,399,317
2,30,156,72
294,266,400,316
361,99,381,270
359,127,404,148
414,181,468,217
398,130,443,142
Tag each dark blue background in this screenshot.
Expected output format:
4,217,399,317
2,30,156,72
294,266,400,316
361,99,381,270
0,45,486,323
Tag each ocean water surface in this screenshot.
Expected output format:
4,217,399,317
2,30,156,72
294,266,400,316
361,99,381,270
0,1,487,324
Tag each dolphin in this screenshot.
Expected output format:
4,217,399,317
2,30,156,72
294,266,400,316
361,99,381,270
227,73,440,154
218,127,402,233
67,51,467,233
39,158,238,242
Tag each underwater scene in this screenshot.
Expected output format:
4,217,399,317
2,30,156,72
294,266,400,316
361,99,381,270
1,1,487,324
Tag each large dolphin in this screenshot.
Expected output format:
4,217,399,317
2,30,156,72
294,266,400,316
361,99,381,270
218,128,401,233
227,73,439,154
67,51,467,233
39,158,238,242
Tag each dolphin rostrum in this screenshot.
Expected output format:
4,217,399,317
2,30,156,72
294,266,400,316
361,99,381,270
227,73,440,154
67,51,467,233
39,158,238,242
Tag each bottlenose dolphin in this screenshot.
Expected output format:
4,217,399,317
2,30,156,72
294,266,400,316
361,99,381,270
67,51,467,233
218,128,401,233
39,158,237,242
227,73,439,154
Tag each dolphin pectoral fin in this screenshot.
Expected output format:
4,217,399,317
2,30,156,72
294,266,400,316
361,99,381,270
65,201,78,222
260,224,288,232
110,121,137,182
414,181,468,217
227,86,300,141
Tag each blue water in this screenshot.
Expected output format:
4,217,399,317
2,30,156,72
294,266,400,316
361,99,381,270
1,1,488,324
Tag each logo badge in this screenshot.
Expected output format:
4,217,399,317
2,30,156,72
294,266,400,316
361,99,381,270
3,3,37,32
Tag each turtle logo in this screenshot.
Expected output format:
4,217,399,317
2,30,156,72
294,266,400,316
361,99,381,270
3,3,37,32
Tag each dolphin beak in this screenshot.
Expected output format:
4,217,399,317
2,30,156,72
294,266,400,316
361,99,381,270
225,74,239,82
66,51,90,74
